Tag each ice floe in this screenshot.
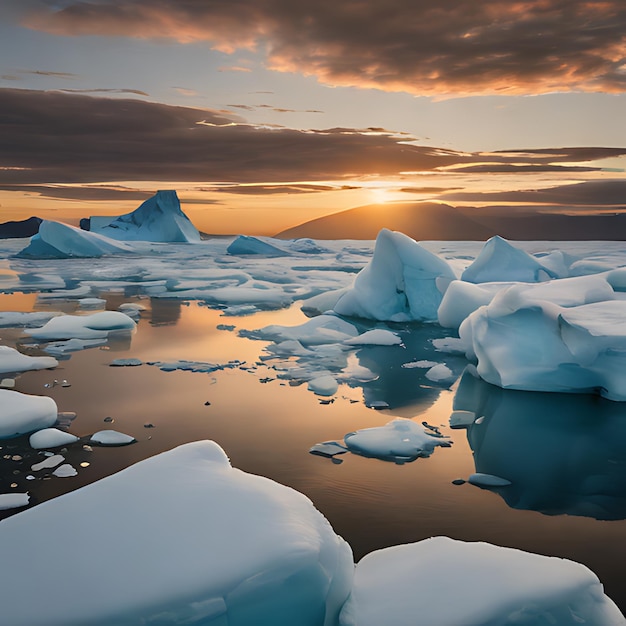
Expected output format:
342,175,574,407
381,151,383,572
25,311,136,341
343,329,402,346
0,440,353,626
227,234,290,256
29,428,79,450
339,536,624,626
0,345,58,373
0,493,30,511
0,390,57,439
90,430,136,446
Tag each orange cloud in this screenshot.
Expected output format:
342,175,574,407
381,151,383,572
22,0,626,96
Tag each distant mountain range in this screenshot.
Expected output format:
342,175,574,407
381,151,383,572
275,202,626,241
0,216,42,239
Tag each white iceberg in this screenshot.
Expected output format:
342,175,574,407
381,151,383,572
339,536,624,626
0,389,57,439
16,220,133,259
227,235,290,256
344,418,451,462
29,428,79,450
333,229,455,322
0,441,353,626
460,289,626,400
25,311,136,341
461,236,557,283
90,190,200,243
0,345,58,374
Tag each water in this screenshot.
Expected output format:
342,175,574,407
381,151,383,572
1,294,626,613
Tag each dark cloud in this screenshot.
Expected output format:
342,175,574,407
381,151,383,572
58,88,150,96
227,103,323,114
0,184,152,201
23,0,626,95
447,164,601,173
204,183,351,195
399,186,463,194
0,89,473,185
22,69,78,79
442,180,626,205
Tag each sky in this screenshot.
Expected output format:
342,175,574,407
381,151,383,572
1,0,625,235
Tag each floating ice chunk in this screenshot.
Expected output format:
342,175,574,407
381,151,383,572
78,297,106,309
90,430,136,446
16,220,134,259
109,358,143,367
53,464,78,478
43,337,107,356
0,493,29,510
337,358,378,383
308,374,338,396
118,302,146,312
309,441,349,457
334,229,455,322
344,418,451,462
90,191,201,243
469,472,512,487
25,311,136,340
401,359,438,369
288,238,329,253
431,337,466,354
29,428,79,450
0,390,57,439
425,363,454,383
0,378,15,388
300,287,349,317
0,345,58,374
343,329,402,346
31,454,64,471
449,410,476,428
0,311,61,328
243,313,359,346
569,259,615,276
148,359,241,373
365,400,390,410
227,235,290,257
339,536,624,626
0,441,353,626
461,236,557,283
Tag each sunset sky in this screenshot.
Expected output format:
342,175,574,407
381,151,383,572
1,0,625,235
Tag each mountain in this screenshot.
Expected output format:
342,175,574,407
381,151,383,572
276,202,493,240
88,190,200,243
0,216,42,239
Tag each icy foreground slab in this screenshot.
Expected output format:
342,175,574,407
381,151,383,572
16,220,133,259
339,536,625,626
0,441,353,626
25,311,136,341
89,190,200,243
333,229,455,322
0,389,57,439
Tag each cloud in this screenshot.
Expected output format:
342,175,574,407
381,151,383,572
0,89,474,185
22,0,626,96
442,180,626,205
446,164,601,173
218,66,252,73
22,69,78,79
203,183,352,195
228,103,323,114
172,87,198,97
0,184,152,201
59,88,150,96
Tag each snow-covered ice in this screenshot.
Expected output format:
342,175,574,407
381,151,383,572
333,229,455,322
339,536,624,626
90,430,136,446
343,329,402,346
0,493,29,511
31,454,64,471
25,311,136,341
227,234,290,256
89,190,201,243
0,389,57,439
29,428,79,450
17,220,134,259
344,418,451,462
0,440,353,626
0,345,58,373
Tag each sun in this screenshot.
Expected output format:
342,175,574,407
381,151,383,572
369,186,396,204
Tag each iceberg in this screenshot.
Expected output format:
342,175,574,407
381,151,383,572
16,220,134,259
25,311,136,341
0,441,353,626
343,329,402,346
0,345,58,374
29,428,79,450
459,288,626,400
0,389,57,439
227,235,290,256
333,229,455,322
339,536,624,626
461,235,557,283
89,190,201,243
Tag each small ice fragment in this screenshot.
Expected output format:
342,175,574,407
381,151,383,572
343,329,402,346
103,416,114,423
26,475,35,481
309,442,349,458
0,493,29,510
90,430,136,446
469,473,512,487
80,462,90,468
30,428,79,449
144,423,155,429
11,455,22,462
449,410,476,429
401,360,438,369
307,374,338,397
60,380,71,387
475,416,485,424
82,445,93,452
109,358,143,367
31,454,64,471
366,400,390,410
0,378,15,389
53,464,78,478
452,479,466,485
425,364,455,383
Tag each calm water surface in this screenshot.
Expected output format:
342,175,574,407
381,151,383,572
2,294,626,612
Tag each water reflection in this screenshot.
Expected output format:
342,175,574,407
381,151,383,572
149,298,182,326
454,367,626,520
